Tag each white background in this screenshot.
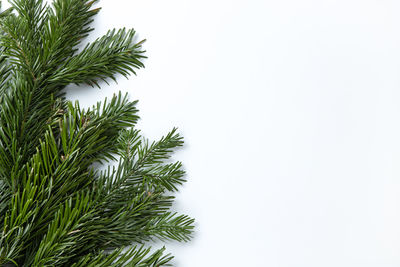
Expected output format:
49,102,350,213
7,0,400,266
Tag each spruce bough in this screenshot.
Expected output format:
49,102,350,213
0,0,194,265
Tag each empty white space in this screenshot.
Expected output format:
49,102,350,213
6,0,400,266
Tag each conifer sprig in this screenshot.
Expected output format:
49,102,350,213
0,0,194,266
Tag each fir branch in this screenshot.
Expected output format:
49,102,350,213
0,0,193,265
42,0,100,75
2,0,47,78
70,246,173,267
146,212,195,242
134,128,184,170
29,193,93,266
49,28,146,87
139,162,186,192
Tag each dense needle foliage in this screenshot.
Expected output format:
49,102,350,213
0,0,194,265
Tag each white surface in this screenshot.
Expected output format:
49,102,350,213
8,0,400,266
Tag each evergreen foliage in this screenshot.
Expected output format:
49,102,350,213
0,0,194,265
